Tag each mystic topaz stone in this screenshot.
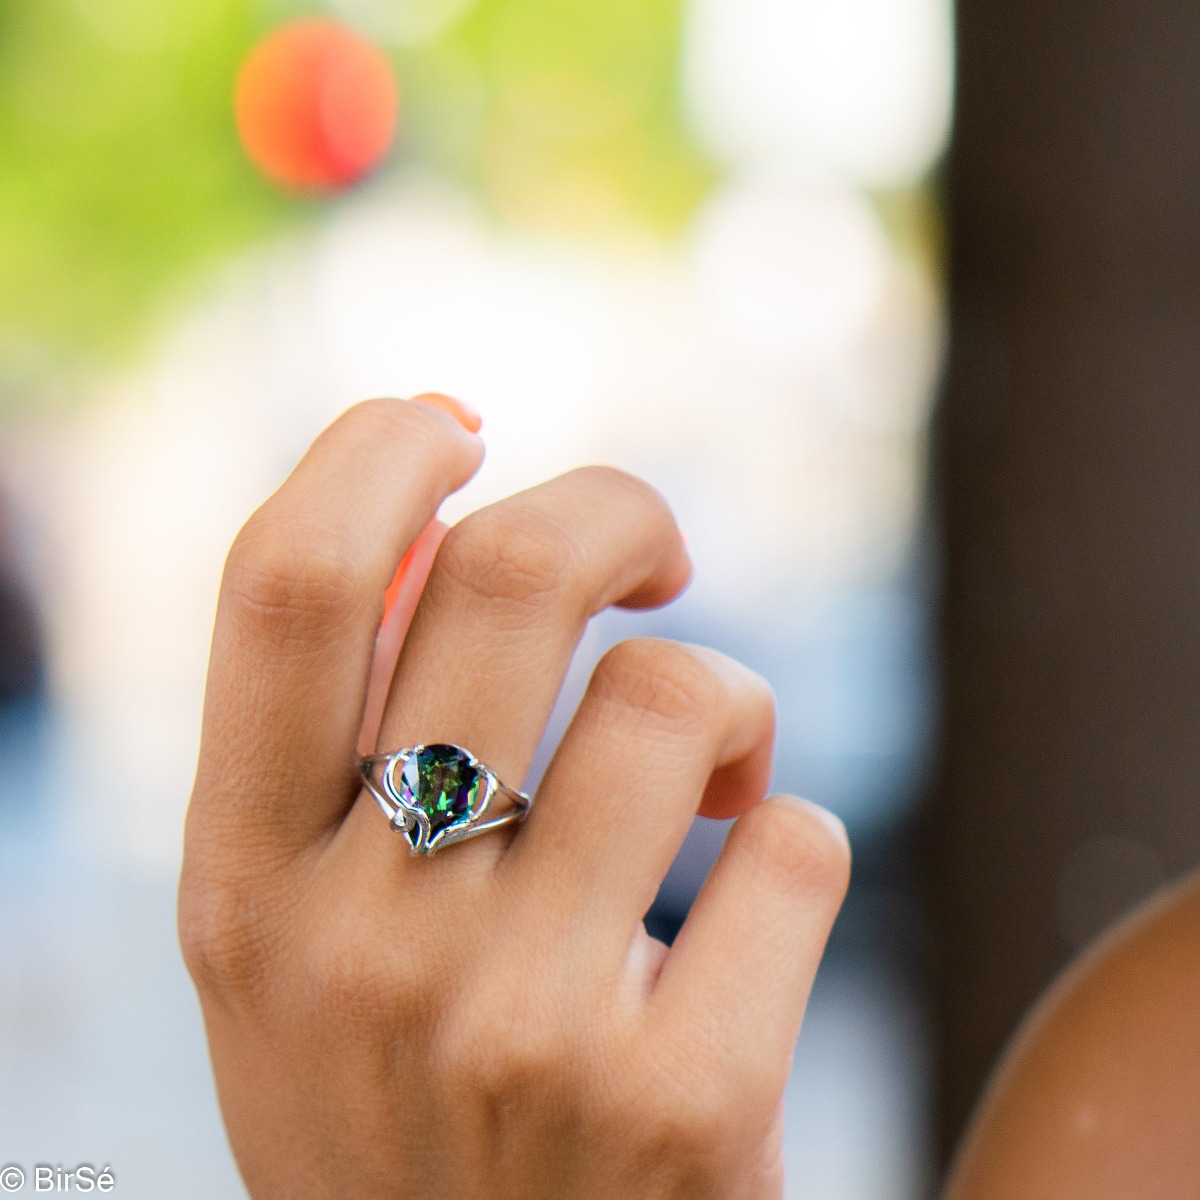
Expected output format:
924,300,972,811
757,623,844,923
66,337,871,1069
399,744,481,838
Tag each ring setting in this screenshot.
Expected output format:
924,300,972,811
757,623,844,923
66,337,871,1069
359,743,531,855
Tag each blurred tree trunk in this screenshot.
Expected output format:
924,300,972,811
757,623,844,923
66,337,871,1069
931,0,1200,1165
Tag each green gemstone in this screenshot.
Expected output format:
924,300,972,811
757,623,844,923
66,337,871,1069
399,744,481,839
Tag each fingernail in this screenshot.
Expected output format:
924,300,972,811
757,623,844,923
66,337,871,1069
411,392,482,435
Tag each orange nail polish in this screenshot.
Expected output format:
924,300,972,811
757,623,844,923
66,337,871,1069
382,541,418,622
411,392,482,434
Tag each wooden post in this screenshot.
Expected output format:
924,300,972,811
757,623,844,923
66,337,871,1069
931,0,1200,1162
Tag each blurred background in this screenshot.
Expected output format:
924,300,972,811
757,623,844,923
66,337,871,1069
0,0,956,1195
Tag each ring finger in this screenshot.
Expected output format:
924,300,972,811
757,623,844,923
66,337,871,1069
338,466,691,868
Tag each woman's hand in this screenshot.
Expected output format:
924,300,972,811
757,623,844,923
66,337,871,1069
179,399,850,1200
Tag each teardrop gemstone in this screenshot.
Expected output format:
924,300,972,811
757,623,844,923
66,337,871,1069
398,744,481,839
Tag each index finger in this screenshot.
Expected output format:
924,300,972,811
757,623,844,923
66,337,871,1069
190,399,484,855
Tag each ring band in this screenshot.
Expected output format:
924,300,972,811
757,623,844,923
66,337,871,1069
359,743,531,856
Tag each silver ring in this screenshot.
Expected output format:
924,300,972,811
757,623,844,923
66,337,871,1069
359,743,531,856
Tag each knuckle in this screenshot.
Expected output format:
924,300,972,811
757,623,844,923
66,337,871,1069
330,398,448,462
223,517,361,647
568,464,669,514
627,1075,738,1162
436,503,579,613
298,931,397,1027
440,1005,572,1108
620,1046,776,1174
737,799,852,902
592,639,725,733
177,868,273,997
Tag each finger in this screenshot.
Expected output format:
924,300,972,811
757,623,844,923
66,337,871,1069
505,639,775,939
193,399,484,850
408,391,482,434
358,520,447,756
354,392,480,753
650,797,850,1091
342,466,691,865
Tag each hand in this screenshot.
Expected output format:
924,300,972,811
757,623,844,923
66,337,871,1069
179,399,850,1200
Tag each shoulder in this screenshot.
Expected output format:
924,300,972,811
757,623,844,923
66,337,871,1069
947,872,1200,1200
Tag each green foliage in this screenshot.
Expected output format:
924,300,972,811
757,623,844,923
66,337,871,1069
449,0,712,230
0,0,707,370
0,0,292,363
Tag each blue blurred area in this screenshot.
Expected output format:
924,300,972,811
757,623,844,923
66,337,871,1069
0,699,48,843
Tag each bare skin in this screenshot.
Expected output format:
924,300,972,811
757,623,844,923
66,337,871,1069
178,399,851,1200
181,396,1200,1198
948,873,1200,1199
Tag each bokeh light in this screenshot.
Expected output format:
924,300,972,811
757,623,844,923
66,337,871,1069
689,173,890,368
235,18,399,190
329,0,479,46
684,0,953,185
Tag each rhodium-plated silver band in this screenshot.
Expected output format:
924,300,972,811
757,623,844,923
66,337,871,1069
359,744,531,856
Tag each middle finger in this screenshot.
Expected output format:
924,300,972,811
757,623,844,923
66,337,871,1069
341,466,691,859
